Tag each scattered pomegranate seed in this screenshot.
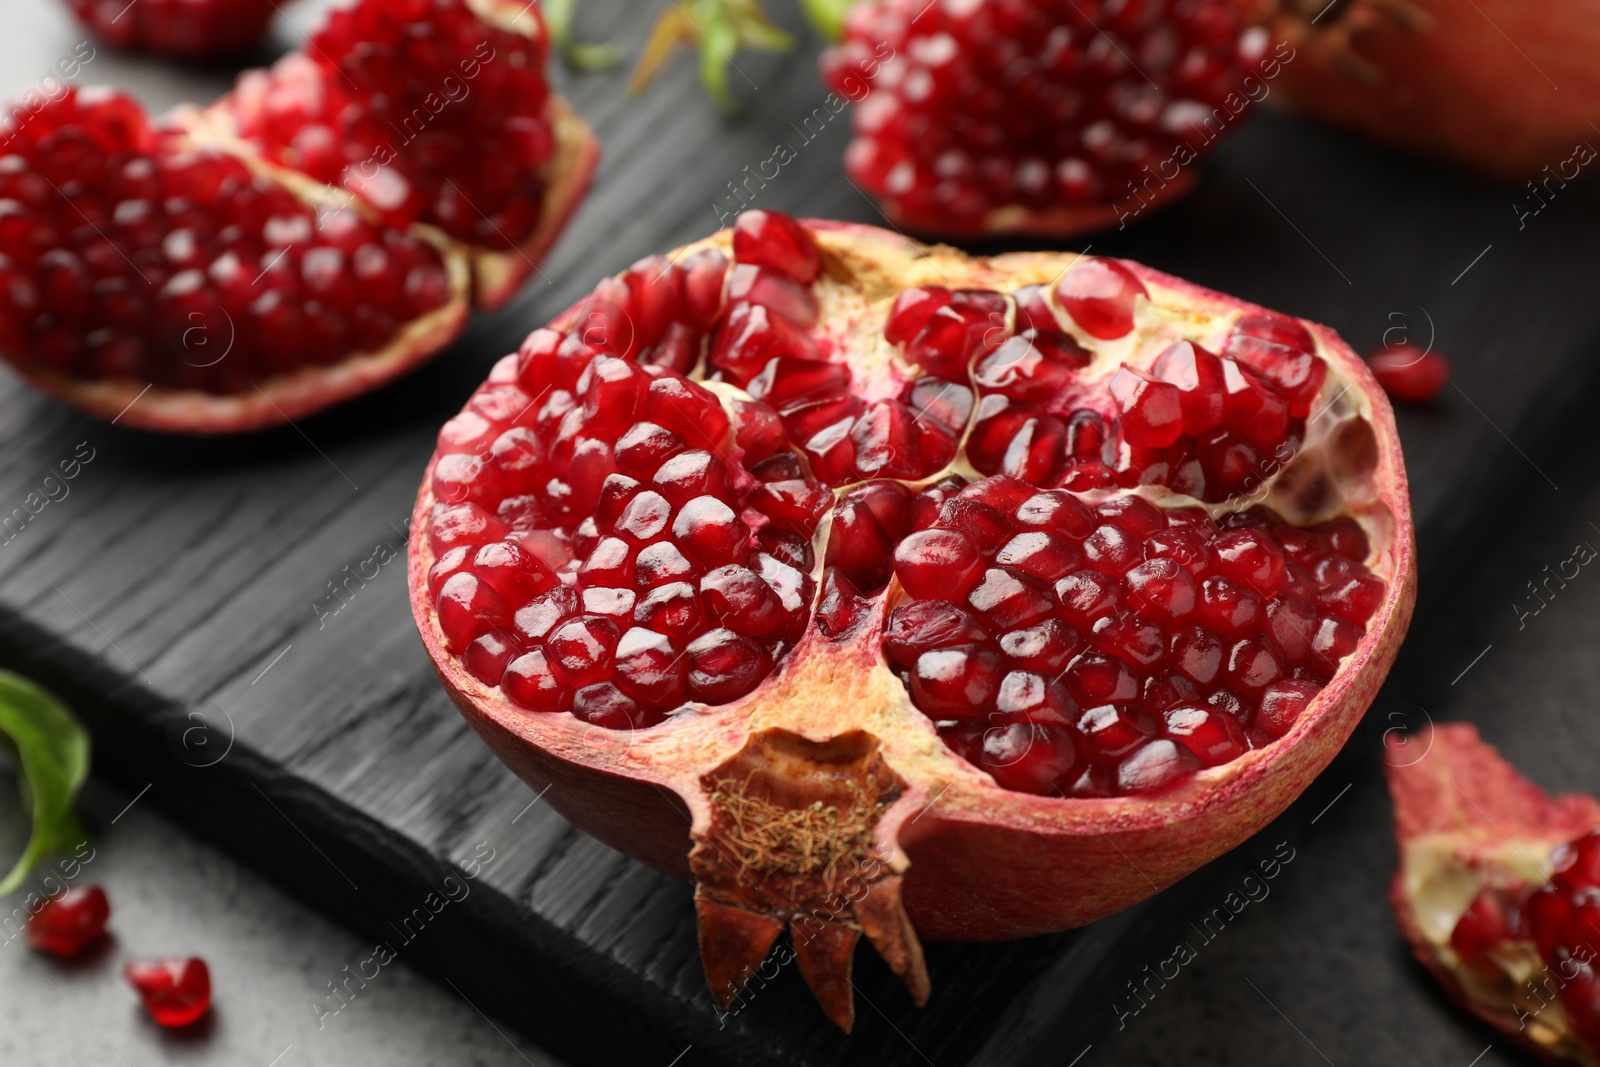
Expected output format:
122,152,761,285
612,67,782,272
124,957,212,1028
26,886,110,957
1368,343,1450,403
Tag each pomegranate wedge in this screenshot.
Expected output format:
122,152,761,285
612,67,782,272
409,212,1414,1029
0,0,595,434
1389,724,1600,1063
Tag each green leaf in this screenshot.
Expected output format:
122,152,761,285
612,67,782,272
799,0,853,42
0,672,89,896
544,0,621,72
630,0,794,114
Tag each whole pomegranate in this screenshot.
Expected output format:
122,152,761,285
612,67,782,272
0,0,596,433
64,0,282,61
409,210,1414,1028
1389,725,1600,1063
1271,0,1600,182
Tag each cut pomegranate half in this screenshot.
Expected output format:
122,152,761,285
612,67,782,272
409,211,1414,1029
821,0,1275,238
205,0,598,309
1388,724,1600,1063
0,0,596,435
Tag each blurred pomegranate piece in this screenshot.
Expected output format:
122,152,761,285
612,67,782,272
1389,724,1600,1062
1368,344,1450,403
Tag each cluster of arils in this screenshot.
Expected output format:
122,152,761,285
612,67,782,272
888,259,1327,503
0,89,455,393
418,209,1389,799
887,482,1380,796
822,0,1260,233
225,0,556,249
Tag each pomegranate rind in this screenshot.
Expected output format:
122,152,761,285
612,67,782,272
1272,0,1600,182
411,219,1414,961
1387,724,1600,1065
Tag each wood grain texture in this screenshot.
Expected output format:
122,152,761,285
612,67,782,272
2,1,1600,1064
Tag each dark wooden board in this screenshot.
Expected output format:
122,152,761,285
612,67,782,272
4,1,1600,1064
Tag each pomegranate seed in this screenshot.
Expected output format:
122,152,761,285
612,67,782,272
124,957,212,1028
671,496,748,568
1056,259,1146,340
27,886,110,957
980,722,1077,795
1110,366,1184,448
910,645,1004,719
998,619,1082,676
1151,341,1227,435
894,529,986,600
1256,679,1318,738
1221,358,1290,450
1368,343,1450,403
883,601,990,671
1124,558,1198,622
686,629,769,704
1163,704,1248,766
732,210,822,282
968,567,1056,630
464,632,518,685
727,264,819,328
886,285,954,345
1116,739,1202,794
573,682,644,728
1449,889,1512,976
1225,316,1327,418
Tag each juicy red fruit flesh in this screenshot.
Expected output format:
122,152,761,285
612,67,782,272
26,885,110,957
821,0,1258,233
124,957,212,1028
1449,829,1600,1050
425,209,1384,801
228,0,556,248
0,87,453,395
890,493,1382,796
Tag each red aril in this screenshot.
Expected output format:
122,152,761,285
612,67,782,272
410,213,1413,1031
1368,343,1450,403
26,886,110,957
124,957,212,1028
1388,725,1600,1061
